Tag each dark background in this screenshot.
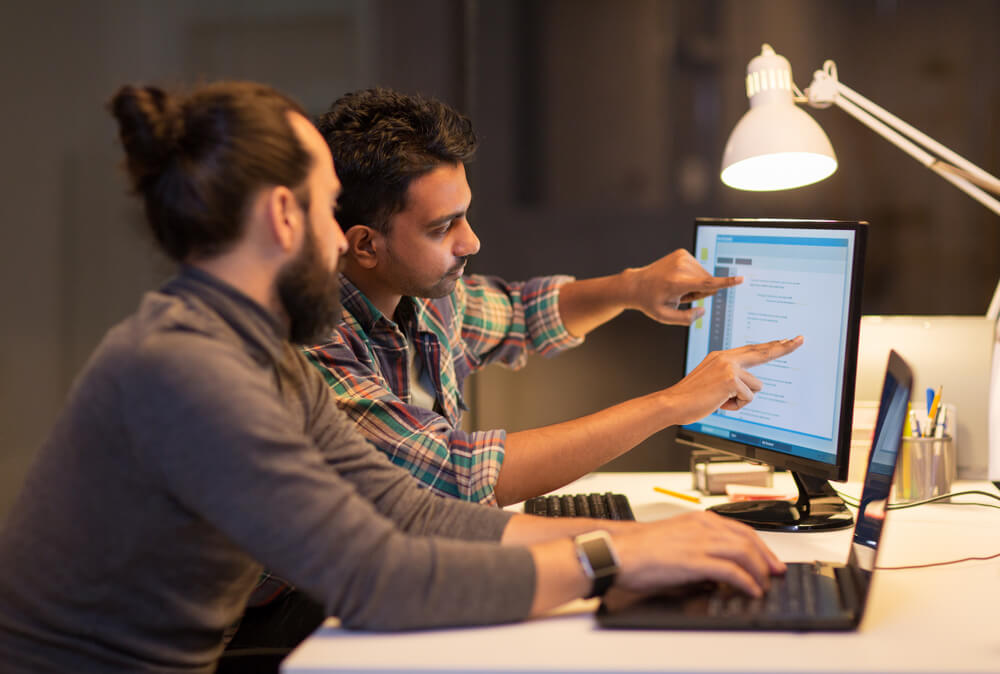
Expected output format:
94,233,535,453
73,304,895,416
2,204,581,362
2,0,998,517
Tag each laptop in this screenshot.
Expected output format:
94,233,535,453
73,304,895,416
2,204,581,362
597,350,913,631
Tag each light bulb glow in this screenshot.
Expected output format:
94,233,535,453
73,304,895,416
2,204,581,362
721,152,838,191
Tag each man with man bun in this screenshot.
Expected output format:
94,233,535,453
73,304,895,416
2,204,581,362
0,80,787,673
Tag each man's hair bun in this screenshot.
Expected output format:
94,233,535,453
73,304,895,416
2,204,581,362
108,85,185,192
107,81,310,262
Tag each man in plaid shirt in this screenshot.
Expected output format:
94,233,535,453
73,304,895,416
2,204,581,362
305,88,801,508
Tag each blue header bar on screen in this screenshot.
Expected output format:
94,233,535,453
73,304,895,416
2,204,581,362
716,235,848,247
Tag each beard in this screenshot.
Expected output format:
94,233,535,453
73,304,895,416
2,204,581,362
275,225,343,345
384,240,469,300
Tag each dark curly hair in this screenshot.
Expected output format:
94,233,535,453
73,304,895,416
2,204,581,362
316,88,477,234
109,81,311,262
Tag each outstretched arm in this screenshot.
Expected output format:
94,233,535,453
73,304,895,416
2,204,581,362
503,510,785,615
557,248,742,338
492,337,803,506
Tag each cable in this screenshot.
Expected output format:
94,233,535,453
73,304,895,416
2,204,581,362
887,489,1000,510
835,488,1000,510
877,551,1000,570
830,488,1000,569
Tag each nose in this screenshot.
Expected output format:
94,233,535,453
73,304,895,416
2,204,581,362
455,218,480,258
334,223,348,256
331,216,348,256
323,219,348,272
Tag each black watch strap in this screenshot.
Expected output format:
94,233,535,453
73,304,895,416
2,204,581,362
574,530,620,598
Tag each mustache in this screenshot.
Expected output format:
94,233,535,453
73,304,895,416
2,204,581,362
447,257,470,275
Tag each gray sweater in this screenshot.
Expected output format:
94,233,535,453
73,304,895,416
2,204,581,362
0,267,535,673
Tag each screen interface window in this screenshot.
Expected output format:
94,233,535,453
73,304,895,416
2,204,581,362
683,225,857,466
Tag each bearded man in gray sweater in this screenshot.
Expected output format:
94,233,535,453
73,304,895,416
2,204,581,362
0,80,793,673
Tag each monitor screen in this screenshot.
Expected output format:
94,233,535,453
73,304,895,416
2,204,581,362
677,218,867,488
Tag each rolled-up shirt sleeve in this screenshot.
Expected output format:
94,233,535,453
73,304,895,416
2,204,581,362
458,274,583,370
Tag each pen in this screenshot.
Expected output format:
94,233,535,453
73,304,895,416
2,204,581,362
927,386,942,437
933,406,946,439
653,486,702,504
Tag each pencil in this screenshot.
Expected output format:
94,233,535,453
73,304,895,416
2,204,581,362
901,404,913,499
653,486,702,504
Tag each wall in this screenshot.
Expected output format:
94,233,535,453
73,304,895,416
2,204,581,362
2,0,998,517
466,0,1000,471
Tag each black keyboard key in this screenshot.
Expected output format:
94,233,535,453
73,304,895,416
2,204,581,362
609,493,634,520
562,495,576,517
588,493,607,519
605,492,622,520
546,495,561,517
747,563,828,618
801,568,817,615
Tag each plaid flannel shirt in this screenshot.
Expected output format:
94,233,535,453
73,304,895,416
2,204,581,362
303,273,583,506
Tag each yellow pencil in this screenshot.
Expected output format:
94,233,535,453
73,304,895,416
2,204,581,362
653,486,702,504
901,403,912,499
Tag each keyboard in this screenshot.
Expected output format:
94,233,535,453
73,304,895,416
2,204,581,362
523,492,635,520
596,561,853,631
705,562,842,619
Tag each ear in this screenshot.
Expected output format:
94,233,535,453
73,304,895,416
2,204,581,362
345,225,382,269
264,186,304,254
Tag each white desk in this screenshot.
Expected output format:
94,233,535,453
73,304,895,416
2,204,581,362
283,472,1000,674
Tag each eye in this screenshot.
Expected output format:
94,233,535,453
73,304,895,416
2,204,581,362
430,221,453,237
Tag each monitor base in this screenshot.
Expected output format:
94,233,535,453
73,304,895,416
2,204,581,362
708,471,854,532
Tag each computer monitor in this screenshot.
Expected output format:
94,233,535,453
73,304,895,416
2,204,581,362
676,218,868,531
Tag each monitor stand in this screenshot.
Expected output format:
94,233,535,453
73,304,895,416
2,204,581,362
708,472,854,532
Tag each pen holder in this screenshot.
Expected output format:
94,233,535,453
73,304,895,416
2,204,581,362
894,435,954,502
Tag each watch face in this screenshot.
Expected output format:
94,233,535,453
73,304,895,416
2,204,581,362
580,536,618,577
576,531,620,598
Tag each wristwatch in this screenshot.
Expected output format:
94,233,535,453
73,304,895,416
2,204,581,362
573,530,621,598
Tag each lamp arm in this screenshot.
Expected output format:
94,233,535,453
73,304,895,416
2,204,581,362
833,81,1000,193
829,82,1000,217
835,85,1000,320
805,65,1000,319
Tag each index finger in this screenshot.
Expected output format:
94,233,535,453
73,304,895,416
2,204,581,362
733,336,804,368
691,275,743,296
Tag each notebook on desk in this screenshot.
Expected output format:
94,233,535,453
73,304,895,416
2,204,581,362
597,350,913,631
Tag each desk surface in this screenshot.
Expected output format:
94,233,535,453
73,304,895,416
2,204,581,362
283,472,1000,674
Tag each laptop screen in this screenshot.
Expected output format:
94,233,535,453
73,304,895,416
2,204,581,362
848,350,913,577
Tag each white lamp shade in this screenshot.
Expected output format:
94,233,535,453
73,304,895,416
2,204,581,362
721,102,838,191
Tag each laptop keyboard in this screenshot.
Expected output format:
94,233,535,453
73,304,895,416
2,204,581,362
707,563,834,618
523,492,635,520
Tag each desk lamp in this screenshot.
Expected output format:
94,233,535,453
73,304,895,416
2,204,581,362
721,44,1000,488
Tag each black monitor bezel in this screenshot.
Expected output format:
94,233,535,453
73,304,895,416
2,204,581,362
676,217,868,483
